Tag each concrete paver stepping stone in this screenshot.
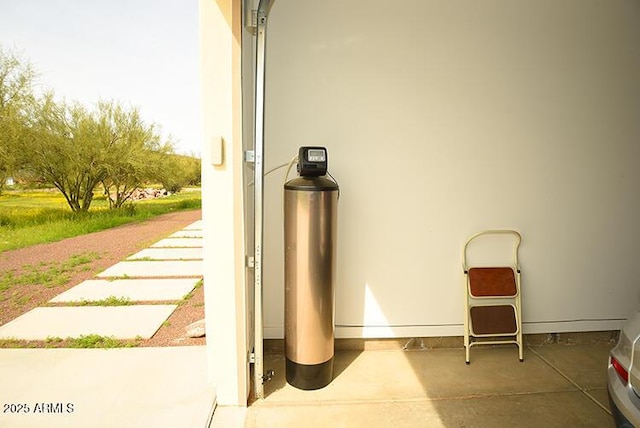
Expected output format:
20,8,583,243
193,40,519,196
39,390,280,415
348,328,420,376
49,278,200,303
183,220,202,230
0,347,213,428
127,247,203,260
150,238,202,248
0,305,177,340
169,230,203,238
96,260,203,278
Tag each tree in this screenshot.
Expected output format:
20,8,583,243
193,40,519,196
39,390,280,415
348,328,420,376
21,95,179,211
25,95,108,212
98,101,167,208
183,154,201,186
159,153,201,193
1,47,189,208
0,47,36,194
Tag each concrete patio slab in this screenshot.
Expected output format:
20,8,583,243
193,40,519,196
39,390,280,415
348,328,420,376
127,247,202,260
95,260,202,278
49,279,199,303
169,230,203,238
0,346,214,428
150,238,202,248
183,220,203,230
0,305,177,340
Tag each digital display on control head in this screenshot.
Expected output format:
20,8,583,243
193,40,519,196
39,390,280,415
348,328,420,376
307,149,326,162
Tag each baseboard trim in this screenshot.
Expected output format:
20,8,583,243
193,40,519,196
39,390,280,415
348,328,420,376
264,330,619,354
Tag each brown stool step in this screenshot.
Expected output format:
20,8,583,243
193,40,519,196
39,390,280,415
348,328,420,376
470,305,517,335
468,267,517,297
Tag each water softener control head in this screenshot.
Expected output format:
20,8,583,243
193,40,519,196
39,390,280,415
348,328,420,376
298,146,328,177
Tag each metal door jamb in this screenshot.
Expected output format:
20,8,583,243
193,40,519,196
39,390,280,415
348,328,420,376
253,0,270,400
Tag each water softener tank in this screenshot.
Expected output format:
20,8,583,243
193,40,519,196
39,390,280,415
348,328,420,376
284,147,338,390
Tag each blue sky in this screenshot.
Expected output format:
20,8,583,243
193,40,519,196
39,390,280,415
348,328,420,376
0,0,202,156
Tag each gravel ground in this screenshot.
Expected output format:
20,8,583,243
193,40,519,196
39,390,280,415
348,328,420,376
0,209,205,347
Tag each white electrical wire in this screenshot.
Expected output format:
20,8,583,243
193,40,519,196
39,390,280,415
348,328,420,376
246,160,293,187
326,170,340,199
281,155,299,219
246,152,338,221
282,155,299,190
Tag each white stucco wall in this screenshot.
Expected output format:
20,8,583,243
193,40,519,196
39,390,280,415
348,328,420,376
258,0,640,338
200,0,248,405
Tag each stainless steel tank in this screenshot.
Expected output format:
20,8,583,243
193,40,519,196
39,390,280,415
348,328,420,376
284,176,339,390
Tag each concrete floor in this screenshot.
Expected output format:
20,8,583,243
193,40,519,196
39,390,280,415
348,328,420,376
214,342,616,428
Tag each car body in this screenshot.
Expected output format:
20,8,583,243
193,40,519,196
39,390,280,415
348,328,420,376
608,308,640,427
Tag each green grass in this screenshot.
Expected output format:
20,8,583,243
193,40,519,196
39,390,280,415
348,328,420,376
0,188,201,252
106,274,131,281
45,334,141,348
0,338,39,348
44,336,63,345
178,279,203,306
0,334,143,349
0,252,100,293
76,296,132,306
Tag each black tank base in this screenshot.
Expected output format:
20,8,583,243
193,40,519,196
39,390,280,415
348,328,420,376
286,357,334,390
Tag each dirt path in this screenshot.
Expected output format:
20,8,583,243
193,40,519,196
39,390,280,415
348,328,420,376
0,209,205,347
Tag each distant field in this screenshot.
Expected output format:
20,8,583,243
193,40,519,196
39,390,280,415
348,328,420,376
0,188,201,252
